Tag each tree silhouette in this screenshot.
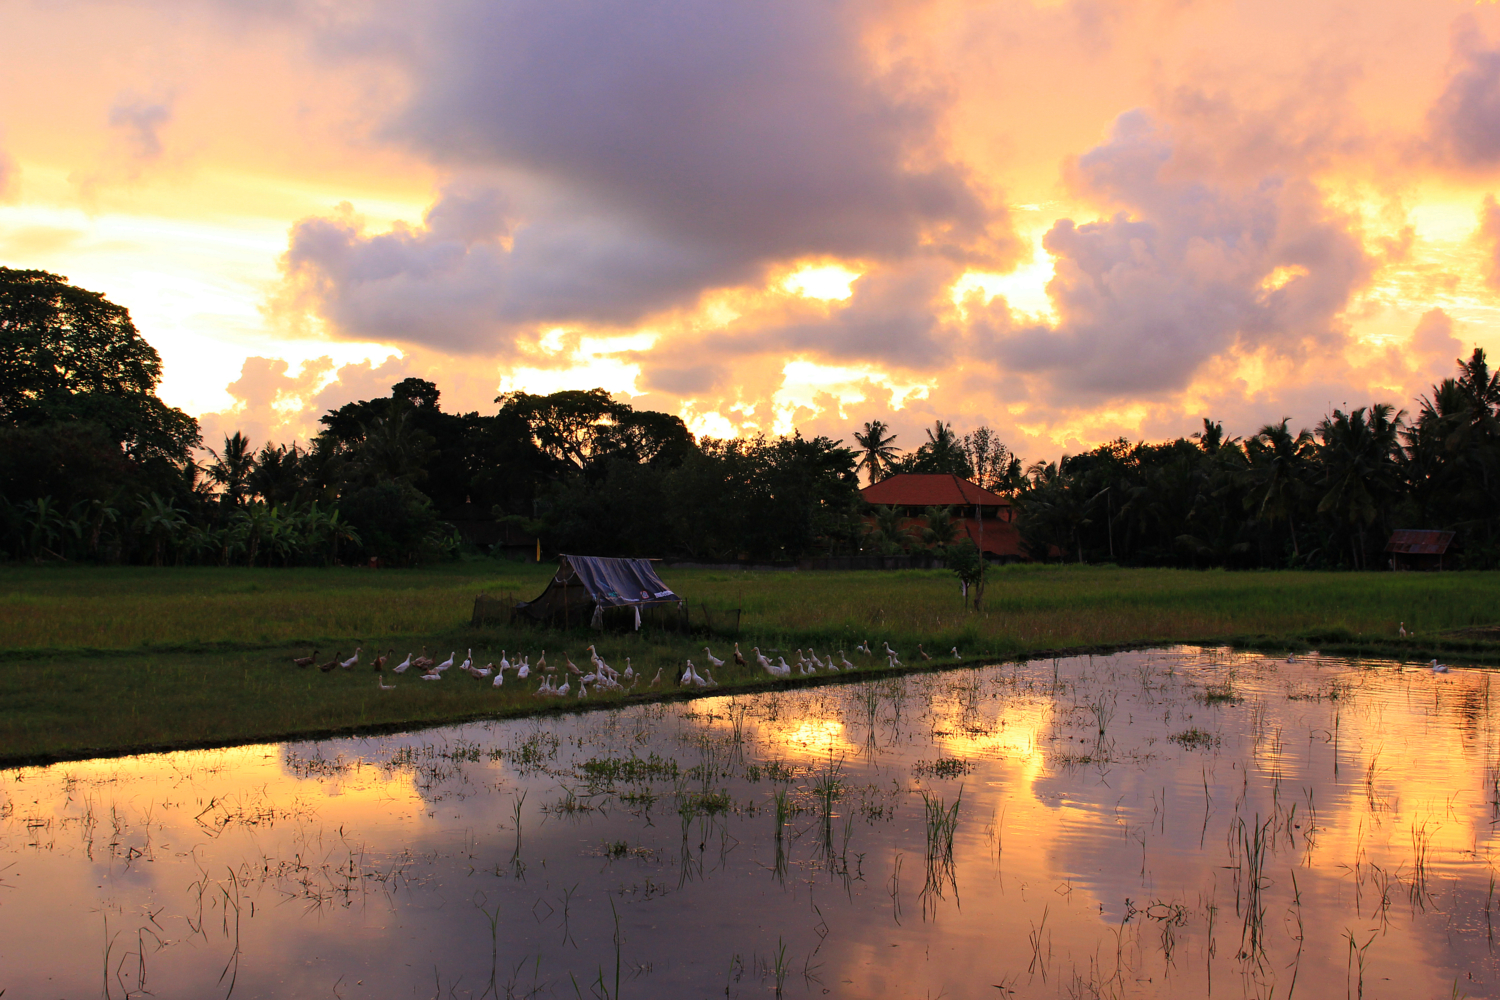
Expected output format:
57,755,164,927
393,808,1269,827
207,432,256,506
853,419,900,484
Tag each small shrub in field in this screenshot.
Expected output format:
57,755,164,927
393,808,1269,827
1169,728,1218,749
915,757,974,778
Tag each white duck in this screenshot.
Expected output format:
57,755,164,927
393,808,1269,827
421,671,442,681
340,647,362,670
1431,659,1450,673
704,646,725,669
649,668,663,687
435,651,455,672
839,651,855,670
951,647,961,660
393,653,413,674
556,678,570,697
377,676,397,691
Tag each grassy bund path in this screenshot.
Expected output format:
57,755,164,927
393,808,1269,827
2,561,1498,764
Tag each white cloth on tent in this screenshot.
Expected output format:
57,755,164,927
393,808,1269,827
633,605,642,630
591,605,604,628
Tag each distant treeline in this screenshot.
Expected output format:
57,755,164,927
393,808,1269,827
1010,350,1500,569
2,265,1497,569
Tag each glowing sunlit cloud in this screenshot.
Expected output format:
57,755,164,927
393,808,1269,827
496,332,658,398
770,360,932,435
781,263,861,300
0,190,410,417
1260,265,1309,293
951,239,1058,322
679,404,740,439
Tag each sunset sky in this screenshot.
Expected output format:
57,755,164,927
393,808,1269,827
4,0,1500,463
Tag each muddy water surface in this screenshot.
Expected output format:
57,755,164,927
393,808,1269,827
2,647,1497,998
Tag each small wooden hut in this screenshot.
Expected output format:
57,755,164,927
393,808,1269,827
1385,529,1455,571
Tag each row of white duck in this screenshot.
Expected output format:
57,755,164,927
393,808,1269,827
298,637,968,699
750,639,962,677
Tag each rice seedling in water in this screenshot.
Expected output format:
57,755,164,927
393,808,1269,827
918,786,962,916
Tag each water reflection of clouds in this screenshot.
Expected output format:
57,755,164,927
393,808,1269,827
3,647,1500,998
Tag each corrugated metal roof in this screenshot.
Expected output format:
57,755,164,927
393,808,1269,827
1385,529,1454,555
861,473,1010,507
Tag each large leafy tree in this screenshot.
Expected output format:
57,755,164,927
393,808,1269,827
496,388,693,477
0,267,199,467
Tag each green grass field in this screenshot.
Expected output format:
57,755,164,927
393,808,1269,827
3,560,1497,764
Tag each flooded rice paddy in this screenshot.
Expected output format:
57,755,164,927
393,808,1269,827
3,646,1498,998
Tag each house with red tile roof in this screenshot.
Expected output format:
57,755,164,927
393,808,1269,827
860,473,1025,560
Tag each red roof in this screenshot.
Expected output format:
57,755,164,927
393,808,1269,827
861,473,1009,507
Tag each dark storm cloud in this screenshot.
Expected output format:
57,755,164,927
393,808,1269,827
723,256,966,368
278,0,1006,351
391,0,989,262
280,182,739,351
638,363,725,396
1428,17,1500,169
992,111,1371,398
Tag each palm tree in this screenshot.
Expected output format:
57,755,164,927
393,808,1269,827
1315,404,1404,568
853,420,900,484
324,508,361,565
1452,347,1500,451
133,493,186,566
248,442,305,506
923,420,965,472
22,496,65,561
207,432,257,506
921,505,960,549
863,504,914,554
1242,418,1314,560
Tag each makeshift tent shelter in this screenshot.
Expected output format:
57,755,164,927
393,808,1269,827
513,554,684,629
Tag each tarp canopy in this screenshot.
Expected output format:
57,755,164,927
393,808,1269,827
514,554,681,626
567,554,679,607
